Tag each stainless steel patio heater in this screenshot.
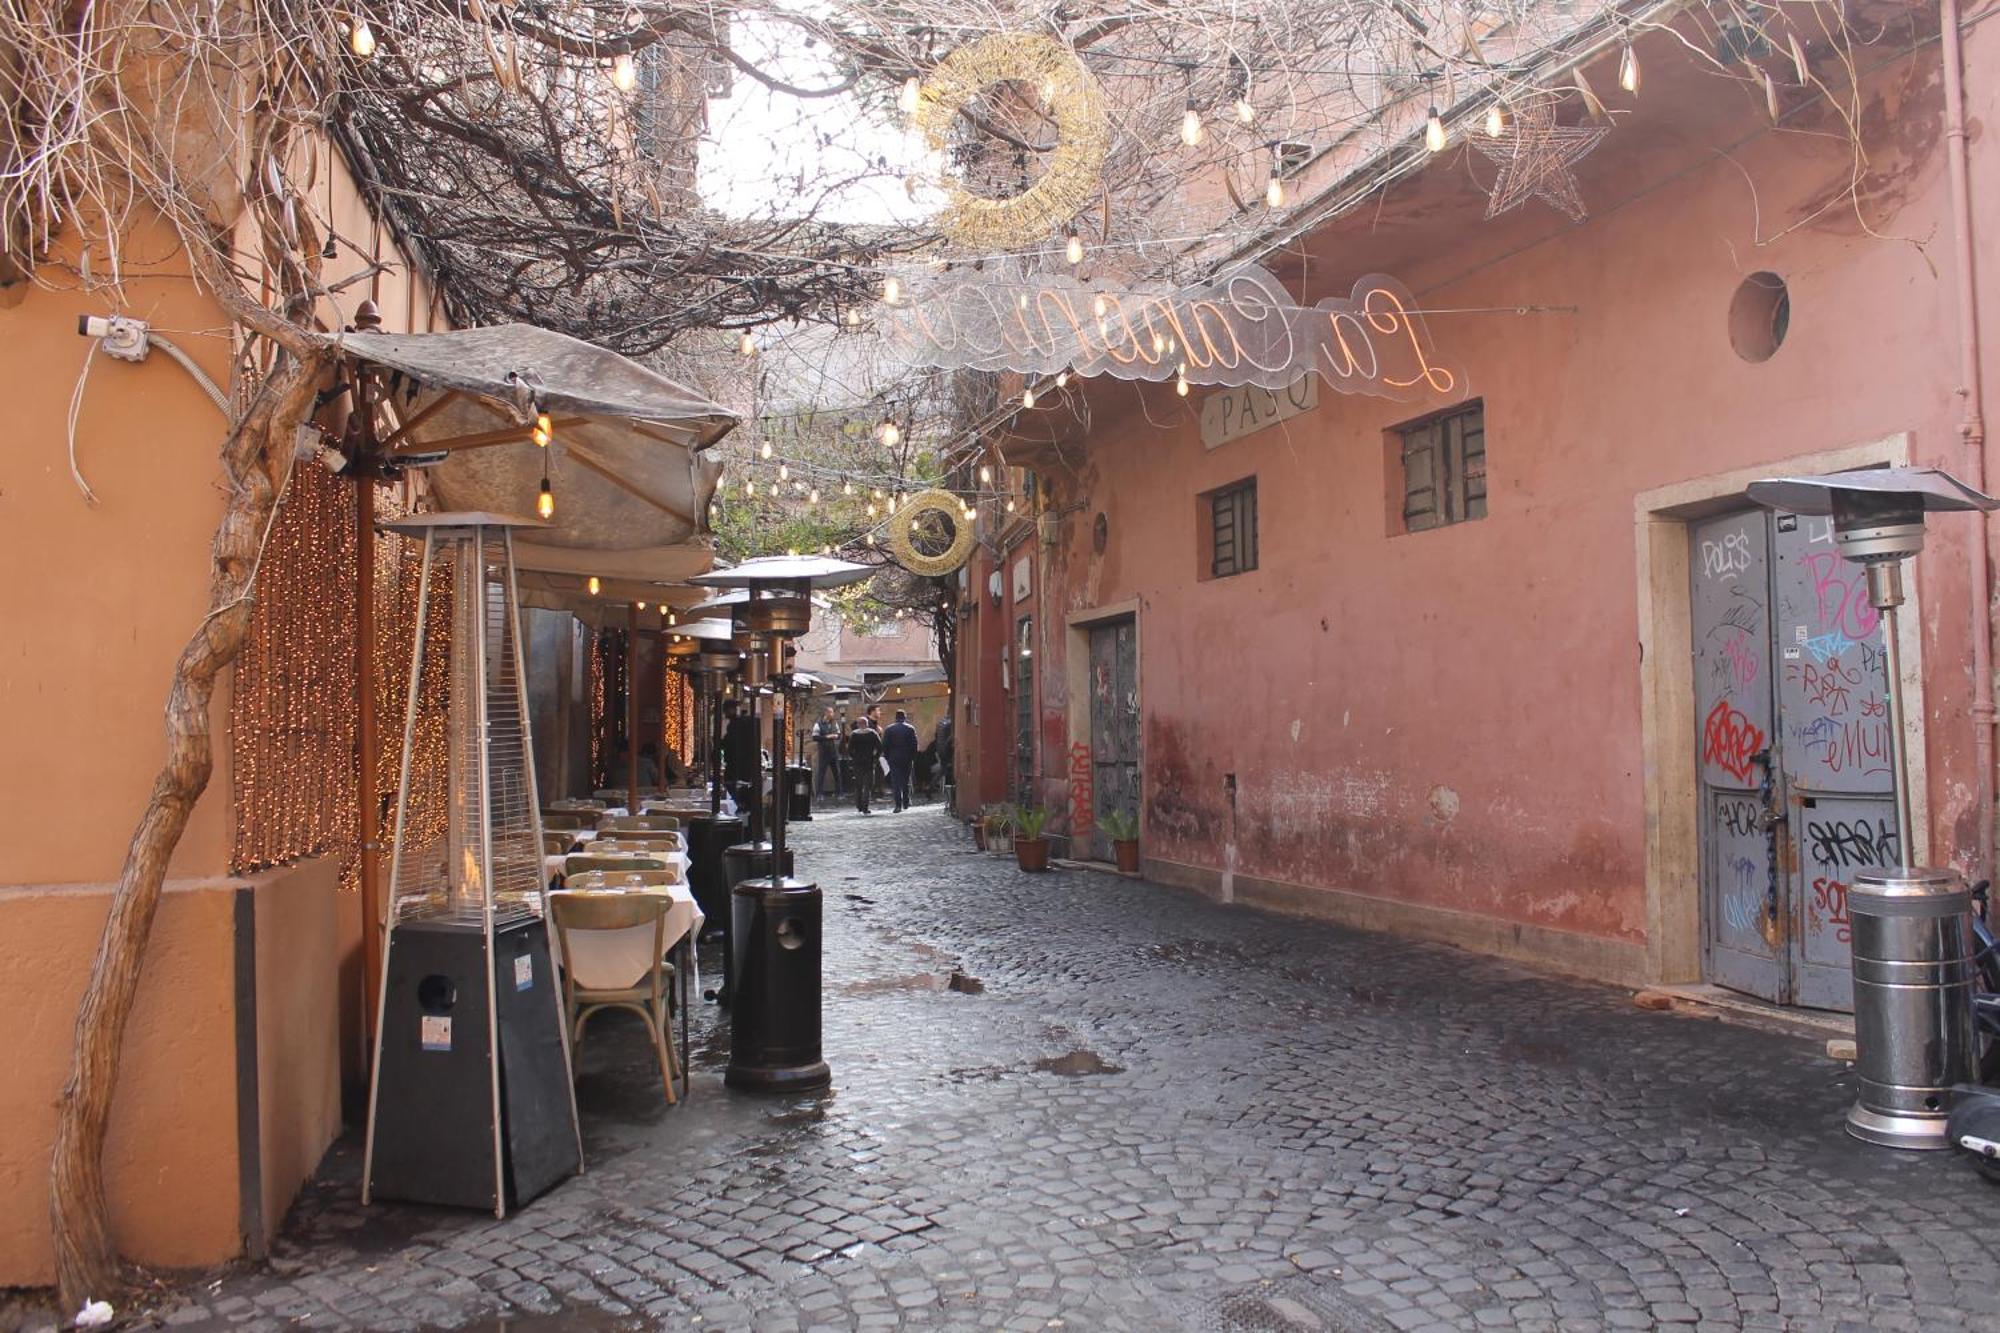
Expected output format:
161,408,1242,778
362,513,582,1213
1745,467,1997,1149
688,555,870,1092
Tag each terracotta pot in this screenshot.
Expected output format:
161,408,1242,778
1015,836,1051,872
1113,839,1140,874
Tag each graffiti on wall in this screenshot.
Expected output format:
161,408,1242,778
1068,741,1094,838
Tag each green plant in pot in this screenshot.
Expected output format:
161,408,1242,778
1100,808,1140,873
983,804,1014,854
1014,806,1051,872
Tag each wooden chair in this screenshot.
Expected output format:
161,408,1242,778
565,868,681,890
602,815,681,832
564,853,667,875
549,892,679,1104
542,831,576,856
541,811,592,831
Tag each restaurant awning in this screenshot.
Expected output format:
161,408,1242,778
334,324,737,598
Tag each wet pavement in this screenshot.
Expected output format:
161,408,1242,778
139,805,2000,1331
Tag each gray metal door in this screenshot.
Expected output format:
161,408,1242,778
1691,505,1896,1012
1088,619,1139,861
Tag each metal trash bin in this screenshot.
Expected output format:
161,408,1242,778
727,876,830,1093
785,763,813,821
1847,866,1979,1148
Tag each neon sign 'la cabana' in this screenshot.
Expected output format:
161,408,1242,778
875,265,1456,402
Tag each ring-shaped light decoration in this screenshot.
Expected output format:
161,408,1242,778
911,34,1109,250
887,488,978,576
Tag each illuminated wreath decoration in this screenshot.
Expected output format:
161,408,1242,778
912,34,1109,249
887,489,978,577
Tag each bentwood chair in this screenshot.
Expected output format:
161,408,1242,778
565,868,681,890
541,811,593,831
542,831,577,857
564,853,668,876
549,892,679,1104
602,815,682,833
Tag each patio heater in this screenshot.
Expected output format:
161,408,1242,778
362,514,582,1214
689,555,870,1092
1745,467,1997,1149
666,618,743,937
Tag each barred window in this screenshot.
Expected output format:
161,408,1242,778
1203,478,1259,579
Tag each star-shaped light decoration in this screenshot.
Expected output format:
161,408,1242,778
1471,98,1609,223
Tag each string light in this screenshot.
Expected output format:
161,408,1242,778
873,488,884,500
1619,45,1642,93
900,75,920,115
743,478,755,495
842,480,853,495
1180,100,1203,146
588,576,601,596
1266,170,1285,208
1056,369,1070,387
867,501,878,517
537,476,554,519
636,601,647,611
879,418,900,447
979,464,992,484
610,52,637,92
1005,498,1017,513
347,17,376,58
738,329,757,356
759,441,773,459
532,411,552,447
1093,293,1108,318
866,532,877,546
809,488,819,504
1425,107,1448,153
1485,103,1506,137
778,463,789,481
1176,364,1190,396
882,275,901,303
1022,386,1036,408
1235,96,1255,124
1066,231,1084,265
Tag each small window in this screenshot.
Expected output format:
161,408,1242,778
1396,401,1485,532
1202,478,1259,578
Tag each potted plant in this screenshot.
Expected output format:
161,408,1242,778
1100,808,1141,873
1014,806,1051,872
983,804,1014,855
970,812,987,851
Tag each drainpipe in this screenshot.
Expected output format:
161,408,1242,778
1940,0,1994,885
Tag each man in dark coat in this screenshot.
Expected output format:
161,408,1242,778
883,709,920,812
811,706,843,798
722,699,764,835
847,715,883,814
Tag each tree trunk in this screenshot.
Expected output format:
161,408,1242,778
49,356,319,1310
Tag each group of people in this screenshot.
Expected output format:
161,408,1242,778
812,706,951,814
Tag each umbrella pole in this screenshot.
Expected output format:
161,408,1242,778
771,663,787,878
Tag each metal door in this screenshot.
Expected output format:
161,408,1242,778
1691,505,1897,1012
1088,619,1140,861
1771,511,1896,1011
1692,510,1784,1002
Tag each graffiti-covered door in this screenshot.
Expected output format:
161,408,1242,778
1693,511,1784,1003
1691,502,1897,1012
1089,619,1139,862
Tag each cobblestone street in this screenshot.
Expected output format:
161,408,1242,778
145,806,2000,1332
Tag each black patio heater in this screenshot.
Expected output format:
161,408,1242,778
1745,467,1997,1149
666,617,743,937
688,555,871,1092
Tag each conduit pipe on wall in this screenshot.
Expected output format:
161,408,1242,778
1940,0,1994,884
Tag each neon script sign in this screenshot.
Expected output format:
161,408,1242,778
877,265,1456,402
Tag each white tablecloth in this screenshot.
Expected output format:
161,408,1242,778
549,885,702,990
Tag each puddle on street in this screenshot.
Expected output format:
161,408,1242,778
1035,1049,1124,1077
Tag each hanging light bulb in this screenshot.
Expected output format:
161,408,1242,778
667,610,676,625
873,487,884,499
1425,107,1448,153
1266,170,1285,208
962,503,976,521
1175,364,1190,396
537,478,555,519
979,464,992,484
900,75,920,116
738,329,756,356
759,441,772,459
777,462,789,481
844,307,862,327
347,16,376,58
1485,103,1506,138
1619,44,1641,94
1005,498,1017,514
879,418,900,447
867,501,878,517
809,488,819,504
882,275,901,304
1181,101,1203,147
1093,293,1108,318
532,411,552,447
1056,369,1070,388
610,51,637,92
866,532,877,547
636,600,647,611
842,480,853,495
588,576,601,596
1022,386,1036,408
1066,231,1084,265
1235,97,1255,124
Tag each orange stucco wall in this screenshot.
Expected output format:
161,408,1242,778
961,27,2000,979
254,859,344,1253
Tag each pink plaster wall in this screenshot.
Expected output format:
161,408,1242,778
986,28,1998,960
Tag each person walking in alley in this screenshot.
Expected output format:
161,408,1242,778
883,709,919,812
812,707,844,798
847,714,883,814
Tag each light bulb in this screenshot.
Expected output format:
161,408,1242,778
883,275,901,303
588,576,601,596
667,611,676,625
1619,45,1641,94
1486,104,1506,137
1022,387,1036,408
842,480,853,495
809,488,819,504
1175,365,1189,396
880,419,900,447
778,463,789,481
532,414,552,447
844,308,861,327
1181,104,1203,147
348,17,376,58
867,502,878,517
1235,97,1255,124
1017,292,1028,310
1066,232,1084,265
1093,293,1108,318
1006,498,1017,513
866,532,876,547
636,600,647,611
1425,107,1447,153
979,464,992,484
759,441,772,459
1150,333,1165,355
900,76,920,116
1041,77,1056,102
1266,173,1284,208
537,479,554,519
610,51,637,92
873,488,884,499
1056,370,1070,388
962,505,975,521
738,329,756,356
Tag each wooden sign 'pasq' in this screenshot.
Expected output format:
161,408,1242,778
1200,375,1319,450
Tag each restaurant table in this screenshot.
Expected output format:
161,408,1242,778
548,883,703,1098
547,845,688,886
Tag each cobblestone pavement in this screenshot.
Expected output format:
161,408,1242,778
142,806,2000,1332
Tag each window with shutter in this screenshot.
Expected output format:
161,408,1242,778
1395,402,1486,533
1203,479,1258,578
